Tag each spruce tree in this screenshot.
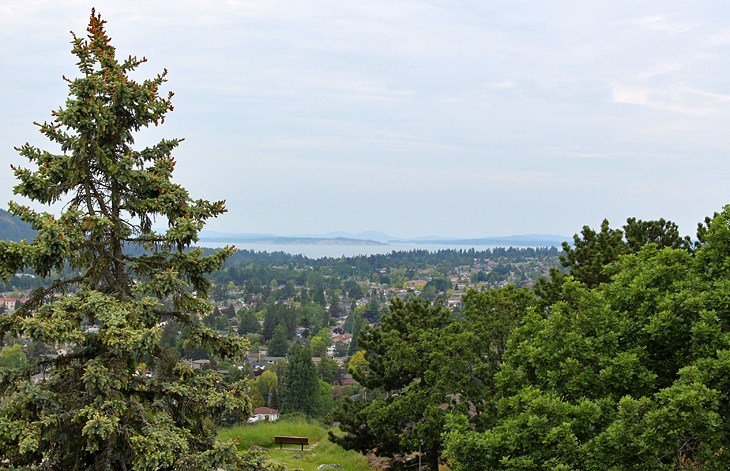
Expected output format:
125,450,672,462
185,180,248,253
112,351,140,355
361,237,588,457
0,11,271,469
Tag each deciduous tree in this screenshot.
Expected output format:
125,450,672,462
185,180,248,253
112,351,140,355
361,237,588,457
444,208,730,470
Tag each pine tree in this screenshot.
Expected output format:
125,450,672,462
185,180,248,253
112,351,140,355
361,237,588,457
0,11,273,469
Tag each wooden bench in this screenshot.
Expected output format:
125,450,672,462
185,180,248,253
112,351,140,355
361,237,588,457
274,436,309,450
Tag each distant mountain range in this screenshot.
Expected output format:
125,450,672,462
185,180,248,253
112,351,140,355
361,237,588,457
199,230,568,247
0,209,35,242
401,234,568,246
199,232,387,246
0,212,567,247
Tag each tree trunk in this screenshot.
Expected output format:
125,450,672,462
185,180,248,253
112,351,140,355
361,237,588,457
425,446,439,471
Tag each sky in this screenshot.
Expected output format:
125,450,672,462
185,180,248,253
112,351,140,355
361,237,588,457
1,1,729,238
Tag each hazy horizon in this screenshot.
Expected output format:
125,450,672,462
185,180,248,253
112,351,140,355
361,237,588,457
198,229,570,241
2,1,728,238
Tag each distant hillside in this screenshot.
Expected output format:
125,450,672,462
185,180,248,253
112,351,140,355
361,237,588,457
0,209,35,242
199,230,566,247
402,234,568,247
199,232,386,246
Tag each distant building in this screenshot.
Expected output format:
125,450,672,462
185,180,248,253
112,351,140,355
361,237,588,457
0,296,29,312
188,359,210,370
251,406,280,422
406,279,428,289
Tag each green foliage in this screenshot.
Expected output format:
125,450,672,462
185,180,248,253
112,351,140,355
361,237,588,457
342,279,363,300
331,298,451,470
310,328,331,358
327,292,341,320
267,324,289,357
346,350,367,379
237,309,260,335
317,357,340,384
328,208,729,470
262,302,296,340
333,288,538,469
252,370,279,408
425,277,451,293
559,217,691,287
623,217,691,253
314,379,334,418
560,219,627,287
311,285,326,306
0,12,265,469
0,344,28,370
333,341,348,357
443,207,730,470
347,310,366,356
361,296,382,323
280,343,319,416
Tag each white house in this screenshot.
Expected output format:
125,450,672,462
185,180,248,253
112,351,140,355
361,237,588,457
250,406,280,423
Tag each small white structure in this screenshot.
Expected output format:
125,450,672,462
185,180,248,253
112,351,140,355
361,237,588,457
251,406,280,422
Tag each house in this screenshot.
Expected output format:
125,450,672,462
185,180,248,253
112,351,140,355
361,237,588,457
332,333,352,344
406,279,428,289
251,406,280,422
188,359,210,370
0,296,29,312
447,294,463,309
340,374,359,386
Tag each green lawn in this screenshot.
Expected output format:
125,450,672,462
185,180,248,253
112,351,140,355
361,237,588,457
219,417,371,471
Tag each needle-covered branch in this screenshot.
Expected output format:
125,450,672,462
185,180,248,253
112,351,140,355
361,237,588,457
0,10,269,469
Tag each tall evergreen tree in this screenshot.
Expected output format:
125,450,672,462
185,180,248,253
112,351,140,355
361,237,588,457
280,343,318,416
0,12,271,469
362,296,382,323
311,285,326,306
267,324,289,357
237,309,260,335
327,292,341,320
348,311,365,356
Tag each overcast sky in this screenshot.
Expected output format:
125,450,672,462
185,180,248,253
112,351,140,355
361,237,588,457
2,1,729,238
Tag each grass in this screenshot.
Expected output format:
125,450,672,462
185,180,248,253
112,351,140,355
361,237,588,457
219,416,371,471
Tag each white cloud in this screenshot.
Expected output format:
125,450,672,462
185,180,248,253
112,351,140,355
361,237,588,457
635,15,697,34
485,81,515,90
2,0,730,236
611,83,730,115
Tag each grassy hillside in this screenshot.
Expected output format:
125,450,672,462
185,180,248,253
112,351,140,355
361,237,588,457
0,209,35,242
219,417,371,471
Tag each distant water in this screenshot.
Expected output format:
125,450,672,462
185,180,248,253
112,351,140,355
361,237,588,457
196,241,543,259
